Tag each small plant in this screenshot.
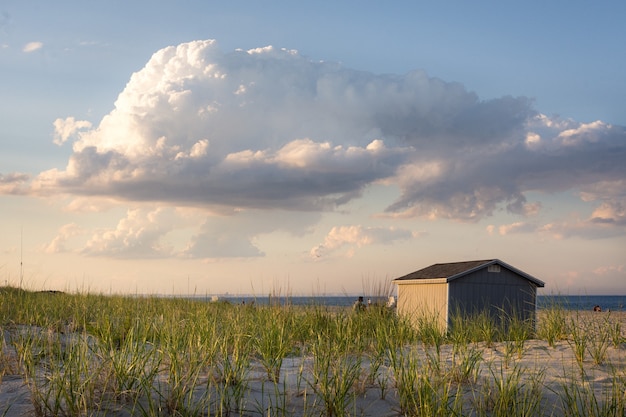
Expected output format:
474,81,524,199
370,328,395,399
308,329,363,417
20,330,110,417
568,316,588,369
502,308,532,359
416,313,446,351
449,343,483,384
588,327,610,366
473,363,545,417
604,314,623,347
537,303,567,347
253,307,293,383
392,347,463,416
214,326,252,415
0,326,18,383
458,309,500,347
448,309,472,348
49,334,107,416
558,371,626,417
253,377,290,417
99,323,161,402
479,311,500,348
392,349,421,415
160,333,208,415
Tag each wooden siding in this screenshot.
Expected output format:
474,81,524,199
447,268,537,326
396,281,448,330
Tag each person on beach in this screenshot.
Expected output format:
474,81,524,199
593,305,602,312
353,296,366,311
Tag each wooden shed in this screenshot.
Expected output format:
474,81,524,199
393,259,545,331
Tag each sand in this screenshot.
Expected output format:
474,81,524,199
1,311,624,416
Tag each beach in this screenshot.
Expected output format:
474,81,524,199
0,298,624,416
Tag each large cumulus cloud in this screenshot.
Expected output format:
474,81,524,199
21,39,626,230
34,40,418,210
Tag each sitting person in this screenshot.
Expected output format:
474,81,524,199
353,296,366,311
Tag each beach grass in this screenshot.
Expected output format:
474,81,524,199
0,286,625,416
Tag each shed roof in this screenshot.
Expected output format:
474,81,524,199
393,259,545,287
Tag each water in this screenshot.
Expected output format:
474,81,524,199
537,295,626,312
199,295,359,308
197,294,626,311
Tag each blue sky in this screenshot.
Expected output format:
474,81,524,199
1,1,625,295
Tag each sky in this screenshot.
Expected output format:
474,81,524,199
1,1,625,296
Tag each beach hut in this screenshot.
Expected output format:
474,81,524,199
393,259,545,331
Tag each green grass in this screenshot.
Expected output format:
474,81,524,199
1,286,624,416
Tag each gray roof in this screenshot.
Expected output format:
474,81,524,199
393,259,545,287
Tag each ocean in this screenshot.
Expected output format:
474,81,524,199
194,294,626,311
536,295,625,312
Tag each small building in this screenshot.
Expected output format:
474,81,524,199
393,259,545,331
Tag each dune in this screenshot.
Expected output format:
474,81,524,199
0,310,624,416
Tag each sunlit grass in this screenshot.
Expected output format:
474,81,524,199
0,286,624,416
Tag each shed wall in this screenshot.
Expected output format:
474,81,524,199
397,282,448,330
447,268,538,325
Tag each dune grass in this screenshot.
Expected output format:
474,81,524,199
0,286,624,416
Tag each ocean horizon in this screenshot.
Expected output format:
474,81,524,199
180,294,626,312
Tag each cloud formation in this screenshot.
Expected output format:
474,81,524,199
23,41,43,52
387,115,626,222
310,225,417,259
14,39,625,241
82,208,178,259
0,172,29,194
44,223,84,254
53,117,93,146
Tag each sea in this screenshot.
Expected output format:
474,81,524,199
190,294,626,312
536,295,625,311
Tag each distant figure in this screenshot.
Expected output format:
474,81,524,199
387,296,396,309
353,296,366,311
367,298,372,307
593,305,602,312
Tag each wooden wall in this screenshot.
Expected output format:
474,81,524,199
447,268,538,325
396,280,448,330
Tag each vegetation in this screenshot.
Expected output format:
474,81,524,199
0,286,624,416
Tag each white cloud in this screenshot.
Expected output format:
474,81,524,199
82,208,178,258
310,225,416,259
537,215,625,240
44,223,84,254
580,180,626,203
23,41,43,53
524,132,541,148
5,39,621,242
557,120,609,146
589,200,626,226
53,117,92,146
0,172,29,194
593,265,624,276
388,113,626,223
498,222,535,235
